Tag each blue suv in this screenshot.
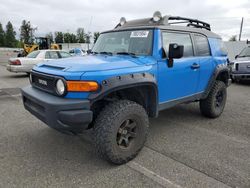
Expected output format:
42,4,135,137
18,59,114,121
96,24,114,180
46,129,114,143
22,12,231,164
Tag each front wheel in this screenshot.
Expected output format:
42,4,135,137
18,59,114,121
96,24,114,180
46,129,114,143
200,81,227,118
93,100,149,164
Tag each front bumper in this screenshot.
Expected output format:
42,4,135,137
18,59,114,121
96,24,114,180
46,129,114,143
21,86,93,134
232,72,250,80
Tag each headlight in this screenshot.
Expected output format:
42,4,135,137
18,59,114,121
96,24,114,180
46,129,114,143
56,79,66,96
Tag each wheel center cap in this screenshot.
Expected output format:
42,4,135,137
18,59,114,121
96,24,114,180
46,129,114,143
122,129,128,135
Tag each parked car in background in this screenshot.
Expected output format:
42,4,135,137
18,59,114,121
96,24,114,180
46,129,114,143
7,50,72,74
231,46,250,82
69,48,86,56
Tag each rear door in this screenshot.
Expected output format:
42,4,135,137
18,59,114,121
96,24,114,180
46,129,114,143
192,34,214,92
158,31,200,103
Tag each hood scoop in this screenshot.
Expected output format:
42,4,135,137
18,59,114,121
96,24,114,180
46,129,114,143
40,64,66,70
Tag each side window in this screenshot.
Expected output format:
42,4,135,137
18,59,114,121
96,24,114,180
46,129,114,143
162,32,194,57
194,35,210,56
59,51,72,58
45,52,50,59
45,51,59,59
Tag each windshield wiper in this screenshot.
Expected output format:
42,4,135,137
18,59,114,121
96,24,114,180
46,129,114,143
116,52,137,57
99,51,113,56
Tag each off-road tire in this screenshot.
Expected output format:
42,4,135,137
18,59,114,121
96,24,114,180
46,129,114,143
200,81,227,118
93,100,149,164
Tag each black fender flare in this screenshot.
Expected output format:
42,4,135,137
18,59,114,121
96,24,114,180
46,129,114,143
89,73,158,117
202,64,230,99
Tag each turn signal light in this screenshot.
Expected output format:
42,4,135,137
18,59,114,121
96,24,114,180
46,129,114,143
67,81,99,92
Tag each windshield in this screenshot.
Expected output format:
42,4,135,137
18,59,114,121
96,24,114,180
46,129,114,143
92,30,153,56
27,50,40,58
238,47,250,57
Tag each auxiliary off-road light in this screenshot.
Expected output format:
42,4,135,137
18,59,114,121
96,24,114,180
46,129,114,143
153,11,162,22
120,17,126,25
56,79,66,96
67,81,99,92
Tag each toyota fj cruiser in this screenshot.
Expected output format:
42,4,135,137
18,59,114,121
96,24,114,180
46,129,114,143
22,12,231,164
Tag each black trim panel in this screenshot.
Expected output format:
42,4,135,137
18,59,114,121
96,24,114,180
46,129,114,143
158,92,203,111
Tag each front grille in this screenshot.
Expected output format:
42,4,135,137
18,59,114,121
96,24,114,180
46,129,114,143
31,72,56,94
238,63,250,73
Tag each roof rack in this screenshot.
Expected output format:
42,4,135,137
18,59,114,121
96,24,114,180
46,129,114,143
116,12,211,31
164,16,211,31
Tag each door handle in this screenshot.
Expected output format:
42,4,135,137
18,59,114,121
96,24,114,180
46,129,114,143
191,63,200,69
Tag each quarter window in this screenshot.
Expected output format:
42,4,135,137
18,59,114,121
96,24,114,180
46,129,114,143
162,32,194,57
194,35,210,56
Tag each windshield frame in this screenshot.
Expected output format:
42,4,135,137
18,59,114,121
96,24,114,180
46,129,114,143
92,29,154,56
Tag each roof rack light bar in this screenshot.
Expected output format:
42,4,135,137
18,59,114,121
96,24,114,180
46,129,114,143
166,16,211,31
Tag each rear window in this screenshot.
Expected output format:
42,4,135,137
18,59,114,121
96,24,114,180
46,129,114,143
27,51,40,58
194,35,210,56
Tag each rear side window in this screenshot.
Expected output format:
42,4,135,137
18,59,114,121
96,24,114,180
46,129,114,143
45,51,59,59
59,51,71,58
162,32,194,57
194,35,210,56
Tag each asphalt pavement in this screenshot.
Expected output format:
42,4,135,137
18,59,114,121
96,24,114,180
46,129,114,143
0,62,249,188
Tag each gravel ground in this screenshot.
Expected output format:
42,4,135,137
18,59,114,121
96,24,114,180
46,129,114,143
0,60,249,188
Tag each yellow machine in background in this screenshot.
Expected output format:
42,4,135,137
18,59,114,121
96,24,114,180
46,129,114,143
18,37,61,57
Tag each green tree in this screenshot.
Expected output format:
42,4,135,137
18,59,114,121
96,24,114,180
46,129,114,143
229,35,237,41
70,33,77,43
20,20,36,43
0,22,5,46
93,32,100,43
64,32,71,43
64,32,77,43
76,28,85,43
5,21,17,47
54,32,64,43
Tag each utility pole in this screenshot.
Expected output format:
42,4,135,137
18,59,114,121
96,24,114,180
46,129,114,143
239,17,244,41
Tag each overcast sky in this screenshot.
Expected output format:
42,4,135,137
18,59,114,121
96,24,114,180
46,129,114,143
1,0,250,40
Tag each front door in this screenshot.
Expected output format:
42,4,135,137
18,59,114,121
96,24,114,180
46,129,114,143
158,31,200,104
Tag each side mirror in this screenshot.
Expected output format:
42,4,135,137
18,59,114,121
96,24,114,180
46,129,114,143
235,55,238,59
168,43,184,59
167,43,184,68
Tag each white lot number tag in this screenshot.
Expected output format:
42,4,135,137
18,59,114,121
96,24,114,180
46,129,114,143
130,31,149,38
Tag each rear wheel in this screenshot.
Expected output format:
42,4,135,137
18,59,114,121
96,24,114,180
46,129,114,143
200,81,227,118
93,100,149,164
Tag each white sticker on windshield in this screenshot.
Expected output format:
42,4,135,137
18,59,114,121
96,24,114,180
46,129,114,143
130,31,149,38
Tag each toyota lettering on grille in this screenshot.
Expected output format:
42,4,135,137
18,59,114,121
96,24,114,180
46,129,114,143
38,79,48,86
